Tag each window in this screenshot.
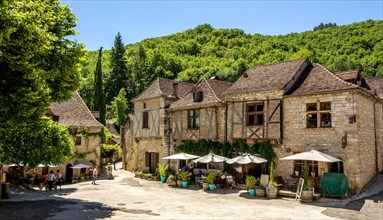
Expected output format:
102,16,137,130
294,159,318,177
188,109,200,129
306,101,331,128
143,103,146,109
193,92,203,102
143,111,149,129
75,136,81,145
246,103,264,126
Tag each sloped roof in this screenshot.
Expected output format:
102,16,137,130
169,79,232,110
290,64,360,96
132,78,194,102
335,70,360,81
50,92,103,128
223,58,307,95
106,119,119,136
364,76,383,99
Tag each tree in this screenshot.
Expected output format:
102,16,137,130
113,88,128,127
105,32,129,104
93,47,106,125
0,0,83,166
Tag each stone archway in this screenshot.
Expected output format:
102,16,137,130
66,164,73,183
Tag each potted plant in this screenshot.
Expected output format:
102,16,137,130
246,175,257,196
301,166,313,201
166,175,177,187
256,184,266,197
158,163,168,183
202,178,209,190
179,171,188,187
266,161,279,199
206,172,217,191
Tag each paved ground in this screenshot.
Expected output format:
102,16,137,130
0,164,382,219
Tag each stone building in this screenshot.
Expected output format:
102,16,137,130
122,78,193,172
122,59,383,193
48,92,104,181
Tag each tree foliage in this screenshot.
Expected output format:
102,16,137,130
0,0,83,166
113,88,127,127
93,47,106,125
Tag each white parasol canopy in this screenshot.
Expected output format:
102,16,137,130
193,152,227,163
226,154,267,164
70,163,91,169
36,164,59,168
280,150,342,163
162,152,200,160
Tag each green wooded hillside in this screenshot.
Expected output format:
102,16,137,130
79,20,383,111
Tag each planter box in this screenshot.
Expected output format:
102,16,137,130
177,180,182,187
167,181,177,187
266,186,278,199
202,182,209,190
301,190,313,201
256,188,265,197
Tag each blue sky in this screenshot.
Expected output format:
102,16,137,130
62,0,383,51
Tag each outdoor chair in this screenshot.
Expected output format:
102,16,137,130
226,175,236,189
194,176,203,188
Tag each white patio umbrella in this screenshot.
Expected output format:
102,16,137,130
280,150,342,163
193,152,228,163
226,154,267,164
36,164,59,168
70,163,91,169
162,152,200,160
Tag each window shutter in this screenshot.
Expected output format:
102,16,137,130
155,152,159,166
145,152,150,167
143,111,149,128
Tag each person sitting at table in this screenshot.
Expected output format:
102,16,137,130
218,170,228,189
187,163,195,183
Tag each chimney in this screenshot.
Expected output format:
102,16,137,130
173,82,179,98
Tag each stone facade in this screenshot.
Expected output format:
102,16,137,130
280,92,383,192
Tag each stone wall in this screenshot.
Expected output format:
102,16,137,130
280,91,381,193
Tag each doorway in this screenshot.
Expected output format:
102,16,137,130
66,164,73,183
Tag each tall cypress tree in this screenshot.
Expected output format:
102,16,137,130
93,47,106,125
105,32,129,104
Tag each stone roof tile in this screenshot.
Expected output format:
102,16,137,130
170,79,232,109
132,78,194,101
223,58,306,95
50,92,103,128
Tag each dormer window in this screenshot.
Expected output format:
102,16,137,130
193,91,203,102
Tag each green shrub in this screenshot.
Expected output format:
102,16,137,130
206,172,217,184
179,171,188,182
168,175,176,181
246,175,256,189
158,163,168,177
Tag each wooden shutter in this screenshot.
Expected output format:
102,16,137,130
155,152,159,166
143,111,149,129
145,152,150,167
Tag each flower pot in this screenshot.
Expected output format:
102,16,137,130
249,188,255,196
301,190,313,201
256,188,265,197
202,182,209,190
209,184,215,191
177,180,182,187
266,186,278,199
295,171,299,176
160,176,167,183
182,181,188,187
167,180,177,187
311,172,316,177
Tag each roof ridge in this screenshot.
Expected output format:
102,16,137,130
246,58,303,72
314,64,359,89
204,78,222,102
157,77,163,95
206,78,232,86
74,91,103,127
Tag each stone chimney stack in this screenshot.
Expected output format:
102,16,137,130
173,82,179,98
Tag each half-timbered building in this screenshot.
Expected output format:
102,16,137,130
169,79,232,143
123,78,193,172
